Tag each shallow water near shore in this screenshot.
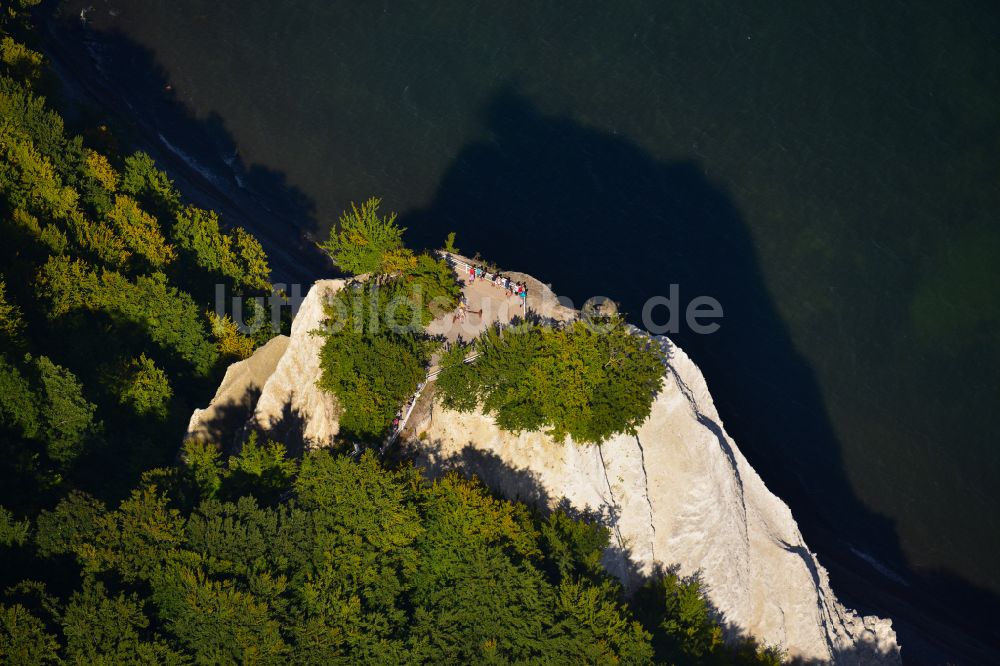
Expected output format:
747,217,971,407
52,0,1000,658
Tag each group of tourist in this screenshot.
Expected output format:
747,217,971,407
466,264,528,305
440,253,529,323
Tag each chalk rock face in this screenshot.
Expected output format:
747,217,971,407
186,279,345,451
406,290,900,664
250,279,345,449
185,334,290,451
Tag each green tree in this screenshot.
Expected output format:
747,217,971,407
0,76,82,179
552,578,654,664
223,434,297,504
151,564,289,664
120,151,181,216
0,38,44,86
538,509,609,583
181,439,223,502
232,226,271,291
319,197,409,276
0,505,30,547
0,603,60,666
105,194,176,269
34,490,106,558
318,324,427,441
6,208,68,256
32,355,98,466
77,486,185,583
82,149,118,192
62,578,182,665
113,353,173,419
0,355,37,434
434,342,480,412
0,123,78,219
632,569,784,665
292,451,422,658
172,205,236,275
407,474,547,662
394,253,461,325
656,571,723,660
208,311,257,361
21,438,790,665
172,206,270,291
63,209,133,269
438,325,548,434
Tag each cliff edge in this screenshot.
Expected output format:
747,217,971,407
186,275,900,663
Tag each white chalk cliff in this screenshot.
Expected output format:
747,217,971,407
186,277,900,663
185,279,344,453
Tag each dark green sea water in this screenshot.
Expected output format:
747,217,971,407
54,0,1000,655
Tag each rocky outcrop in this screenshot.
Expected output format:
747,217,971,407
248,279,345,450
185,279,345,452
186,275,900,662
185,334,290,452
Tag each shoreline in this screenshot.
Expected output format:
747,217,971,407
39,12,329,287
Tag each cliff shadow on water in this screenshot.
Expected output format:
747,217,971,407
399,90,1000,662
39,12,329,285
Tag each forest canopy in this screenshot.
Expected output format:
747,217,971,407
2,442,779,664
0,30,278,497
